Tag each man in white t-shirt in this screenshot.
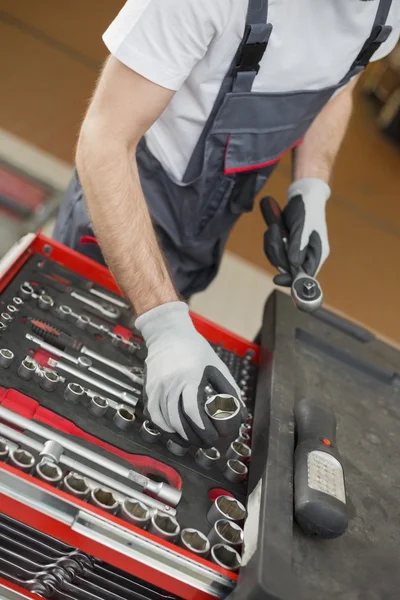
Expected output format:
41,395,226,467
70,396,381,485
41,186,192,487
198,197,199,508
54,0,399,449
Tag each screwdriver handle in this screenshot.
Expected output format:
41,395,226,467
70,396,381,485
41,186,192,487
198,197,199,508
295,398,337,446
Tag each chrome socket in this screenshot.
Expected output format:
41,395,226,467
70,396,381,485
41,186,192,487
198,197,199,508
120,499,150,529
240,423,251,436
40,440,64,463
9,448,35,473
13,297,23,307
0,437,10,461
207,495,247,526
0,313,12,325
223,459,248,484
19,282,35,300
226,441,251,463
36,460,63,486
76,315,91,330
180,529,210,557
64,382,85,405
148,512,180,542
236,431,250,444
57,305,73,320
140,420,161,444
195,447,220,470
166,439,188,456
7,304,19,315
17,356,37,380
113,406,135,430
210,544,242,572
89,395,109,417
62,472,90,500
0,322,7,337
89,488,119,515
40,370,60,392
208,519,244,548
204,394,240,437
37,294,54,311
0,348,14,369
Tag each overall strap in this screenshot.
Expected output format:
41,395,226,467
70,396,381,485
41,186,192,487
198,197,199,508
233,0,272,93
349,0,393,75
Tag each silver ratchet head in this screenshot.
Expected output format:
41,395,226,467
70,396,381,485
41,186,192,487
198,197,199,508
291,271,323,313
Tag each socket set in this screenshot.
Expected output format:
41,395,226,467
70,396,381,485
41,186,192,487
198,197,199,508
0,233,260,600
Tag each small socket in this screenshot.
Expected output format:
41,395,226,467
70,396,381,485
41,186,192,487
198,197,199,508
7,304,19,315
37,294,54,311
36,460,63,486
64,382,85,404
62,472,90,499
40,370,60,392
40,440,64,463
0,437,10,461
57,305,72,320
0,313,12,325
236,431,250,444
210,544,242,572
9,448,35,473
113,406,135,430
17,356,37,380
90,488,119,514
148,512,180,542
195,447,220,470
223,459,248,484
120,499,150,529
208,519,244,548
166,439,188,456
76,315,90,330
226,441,251,463
13,297,23,307
140,420,161,444
89,395,108,417
207,495,247,526
180,529,210,557
19,282,34,300
240,423,251,435
0,322,6,337
0,348,14,369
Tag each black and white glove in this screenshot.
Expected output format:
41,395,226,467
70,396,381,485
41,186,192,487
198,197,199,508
136,302,245,448
264,178,331,286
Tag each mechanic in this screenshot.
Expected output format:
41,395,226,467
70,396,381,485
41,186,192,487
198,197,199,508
54,0,399,448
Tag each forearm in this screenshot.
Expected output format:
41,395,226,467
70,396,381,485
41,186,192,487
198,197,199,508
293,79,357,183
76,125,178,316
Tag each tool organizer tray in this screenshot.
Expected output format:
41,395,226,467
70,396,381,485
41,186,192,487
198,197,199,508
0,233,259,600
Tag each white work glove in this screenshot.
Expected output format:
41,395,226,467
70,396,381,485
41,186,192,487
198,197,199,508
136,302,246,448
265,178,331,286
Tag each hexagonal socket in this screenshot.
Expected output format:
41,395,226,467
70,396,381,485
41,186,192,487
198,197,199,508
113,406,135,430
148,512,180,542
226,441,251,463
36,460,63,486
18,356,37,380
64,382,85,405
120,499,150,529
208,519,244,548
62,472,90,500
89,395,109,417
223,459,248,484
40,370,60,392
9,448,35,473
195,447,220,470
0,349,14,369
204,394,241,437
180,529,210,557
89,488,119,515
207,495,247,526
210,544,241,572
140,420,161,444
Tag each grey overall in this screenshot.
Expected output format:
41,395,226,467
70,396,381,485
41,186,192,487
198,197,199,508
54,0,392,299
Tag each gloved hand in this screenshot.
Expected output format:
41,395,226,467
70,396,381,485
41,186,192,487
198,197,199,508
136,301,246,447
264,178,331,286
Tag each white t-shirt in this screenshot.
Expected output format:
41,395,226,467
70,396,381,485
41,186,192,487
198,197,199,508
103,0,400,181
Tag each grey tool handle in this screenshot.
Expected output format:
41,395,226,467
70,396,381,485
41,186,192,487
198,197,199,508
294,398,348,539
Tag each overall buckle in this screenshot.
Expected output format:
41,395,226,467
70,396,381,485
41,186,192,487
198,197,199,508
355,24,392,67
236,25,270,73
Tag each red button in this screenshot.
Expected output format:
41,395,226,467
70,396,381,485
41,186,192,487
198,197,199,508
322,438,331,447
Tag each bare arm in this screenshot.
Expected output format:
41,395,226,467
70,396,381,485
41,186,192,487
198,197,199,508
76,56,178,316
293,77,359,183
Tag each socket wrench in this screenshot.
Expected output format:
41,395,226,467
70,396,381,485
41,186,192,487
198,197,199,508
180,529,210,557
208,519,243,548
0,407,181,508
0,422,177,515
26,333,140,395
210,544,241,572
207,495,246,526
70,290,121,320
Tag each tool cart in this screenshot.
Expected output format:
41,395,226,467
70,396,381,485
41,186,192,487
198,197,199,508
0,232,399,600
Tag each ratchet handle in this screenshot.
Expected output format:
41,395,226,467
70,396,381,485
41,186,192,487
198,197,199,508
295,397,337,446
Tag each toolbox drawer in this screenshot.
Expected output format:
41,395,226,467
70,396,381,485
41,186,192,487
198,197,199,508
0,233,259,600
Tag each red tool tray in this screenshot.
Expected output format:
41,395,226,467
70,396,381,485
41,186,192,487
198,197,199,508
0,232,259,600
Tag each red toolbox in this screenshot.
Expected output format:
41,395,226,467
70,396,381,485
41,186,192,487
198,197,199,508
0,232,259,600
